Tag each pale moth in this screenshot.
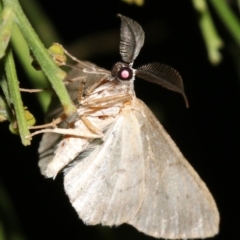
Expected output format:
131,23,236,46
37,14,219,239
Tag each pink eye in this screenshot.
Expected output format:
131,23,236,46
121,69,130,79
118,67,133,81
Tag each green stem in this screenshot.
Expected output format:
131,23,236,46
11,23,50,112
4,47,31,146
0,70,11,107
210,0,240,46
19,0,61,45
0,69,13,122
11,0,76,116
0,0,15,58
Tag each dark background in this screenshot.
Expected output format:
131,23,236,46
0,0,239,239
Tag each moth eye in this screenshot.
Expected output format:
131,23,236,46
118,67,133,81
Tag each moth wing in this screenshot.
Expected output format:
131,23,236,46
64,110,146,225
127,99,219,239
63,98,219,239
65,62,110,104
38,62,110,176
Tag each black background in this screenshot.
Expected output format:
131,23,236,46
0,0,239,239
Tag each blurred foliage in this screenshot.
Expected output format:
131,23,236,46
122,0,145,6
0,182,26,240
193,0,240,65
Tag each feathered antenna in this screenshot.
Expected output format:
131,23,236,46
118,15,188,107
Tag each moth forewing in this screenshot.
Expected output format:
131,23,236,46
64,102,145,225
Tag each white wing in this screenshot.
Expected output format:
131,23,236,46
64,98,219,239
64,107,145,225
128,99,219,239
38,62,113,177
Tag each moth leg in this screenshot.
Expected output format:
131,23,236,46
29,114,102,138
28,126,102,138
64,49,88,66
84,74,110,95
67,69,109,97
78,94,132,136
19,88,45,93
80,115,103,136
63,75,86,86
77,77,87,102
78,94,133,135
82,94,132,108
29,116,63,130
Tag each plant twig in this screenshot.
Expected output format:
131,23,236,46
4,47,31,146
11,0,76,116
0,0,15,58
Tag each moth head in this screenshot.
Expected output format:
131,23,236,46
111,62,135,81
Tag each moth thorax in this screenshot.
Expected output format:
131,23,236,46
111,62,133,81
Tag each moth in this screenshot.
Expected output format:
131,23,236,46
38,14,219,239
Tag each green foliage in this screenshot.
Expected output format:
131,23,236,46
0,0,76,146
